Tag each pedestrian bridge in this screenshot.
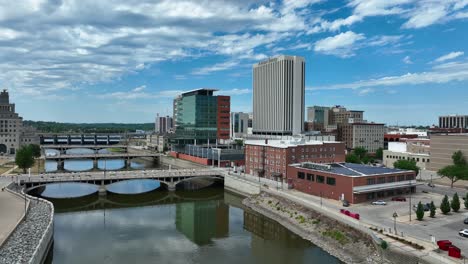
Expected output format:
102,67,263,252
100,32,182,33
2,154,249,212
18,169,225,192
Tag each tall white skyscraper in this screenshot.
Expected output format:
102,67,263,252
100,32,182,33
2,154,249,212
252,55,305,136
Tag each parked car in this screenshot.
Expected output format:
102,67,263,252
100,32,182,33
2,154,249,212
372,200,387,205
391,197,406,202
412,203,431,212
464,218,468,225
342,200,350,207
459,229,468,237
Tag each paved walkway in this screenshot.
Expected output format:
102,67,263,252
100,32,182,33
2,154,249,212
0,179,25,247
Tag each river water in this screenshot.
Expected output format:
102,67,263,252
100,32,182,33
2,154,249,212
38,182,341,264
44,148,148,172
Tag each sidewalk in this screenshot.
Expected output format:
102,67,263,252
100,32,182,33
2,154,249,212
0,180,25,247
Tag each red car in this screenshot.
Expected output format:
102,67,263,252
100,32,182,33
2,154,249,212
392,197,407,202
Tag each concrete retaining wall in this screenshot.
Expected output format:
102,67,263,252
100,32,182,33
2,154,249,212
0,184,54,264
224,175,260,196
160,155,206,169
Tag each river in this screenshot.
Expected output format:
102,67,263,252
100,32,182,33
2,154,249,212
36,182,341,264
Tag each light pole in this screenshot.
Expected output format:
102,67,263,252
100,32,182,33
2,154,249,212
320,191,323,207
393,212,398,235
409,178,412,222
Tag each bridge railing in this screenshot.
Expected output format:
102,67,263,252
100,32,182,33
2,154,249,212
20,169,224,184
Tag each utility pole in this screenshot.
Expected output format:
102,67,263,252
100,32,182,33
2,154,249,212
409,178,412,222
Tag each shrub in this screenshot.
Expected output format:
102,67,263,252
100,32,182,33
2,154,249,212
465,193,468,209
416,202,424,221
451,193,460,212
429,201,436,218
440,195,451,215
380,240,388,250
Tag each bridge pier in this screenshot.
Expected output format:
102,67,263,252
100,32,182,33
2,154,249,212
167,183,176,191
93,159,98,170
98,181,107,196
57,159,64,170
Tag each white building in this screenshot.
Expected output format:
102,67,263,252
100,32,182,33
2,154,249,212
383,141,430,170
230,112,249,139
252,55,305,136
0,90,39,154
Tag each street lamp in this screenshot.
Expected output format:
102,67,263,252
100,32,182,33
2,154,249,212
393,212,398,235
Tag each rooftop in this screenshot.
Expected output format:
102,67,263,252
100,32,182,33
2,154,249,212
291,162,411,177
245,139,339,148
180,88,219,97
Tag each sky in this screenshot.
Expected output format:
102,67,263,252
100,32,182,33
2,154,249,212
1,0,468,125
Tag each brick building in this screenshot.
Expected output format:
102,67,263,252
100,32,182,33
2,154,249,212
337,123,385,153
287,162,417,204
245,139,345,181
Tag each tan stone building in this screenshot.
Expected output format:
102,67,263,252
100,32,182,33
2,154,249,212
429,134,468,172
0,90,39,155
337,123,385,153
383,141,430,170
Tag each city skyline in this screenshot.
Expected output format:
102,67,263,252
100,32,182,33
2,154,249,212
1,1,467,125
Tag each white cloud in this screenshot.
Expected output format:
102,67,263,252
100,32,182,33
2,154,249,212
309,61,468,91
0,0,320,95
314,31,365,58
132,85,146,92
434,51,464,63
191,60,239,75
357,88,374,96
403,55,413,64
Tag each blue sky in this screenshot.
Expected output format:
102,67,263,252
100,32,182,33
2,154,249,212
1,0,468,125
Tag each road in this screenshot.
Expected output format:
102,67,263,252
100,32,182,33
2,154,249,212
0,178,26,247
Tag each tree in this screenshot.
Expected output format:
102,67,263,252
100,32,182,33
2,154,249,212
15,145,35,173
451,193,461,212
393,159,420,175
416,201,425,220
28,144,41,158
438,151,468,188
440,195,451,215
353,147,368,159
234,139,244,147
452,150,467,166
429,201,436,218
375,148,383,160
465,193,468,209
346,153,361,164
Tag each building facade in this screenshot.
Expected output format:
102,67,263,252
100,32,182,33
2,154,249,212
337,123,385,153
0,90,39,154
172,89,230,144
245,139,345,181
330,106,364,125
230,112,249,139
252,55,305,136
439,115,468,129
429,134,468,172
155,114,173,134
383,141,430,170
288,162,417,204
307,106,330,125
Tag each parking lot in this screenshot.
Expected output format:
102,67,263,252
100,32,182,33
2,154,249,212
349,185,468,254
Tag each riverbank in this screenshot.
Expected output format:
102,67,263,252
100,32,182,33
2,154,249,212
0,184,54,264
243,192,384,264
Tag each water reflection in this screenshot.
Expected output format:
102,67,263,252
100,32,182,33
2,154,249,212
39,183,98,198
42,187,341,264
176,200,229,245
107,179,161,194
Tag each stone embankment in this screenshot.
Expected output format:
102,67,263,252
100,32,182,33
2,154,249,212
243,192,388,264
0,184,54,264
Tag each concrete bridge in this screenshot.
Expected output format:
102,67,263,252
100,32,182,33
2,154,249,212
44,153,161,170
18,169,225,192
39,133,123,145
42,144,128,153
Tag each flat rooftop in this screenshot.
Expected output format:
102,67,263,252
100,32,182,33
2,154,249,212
291,162,411,177
245,139,339,148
